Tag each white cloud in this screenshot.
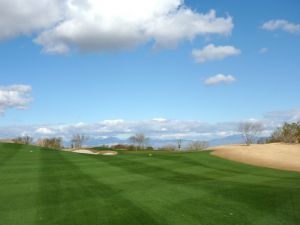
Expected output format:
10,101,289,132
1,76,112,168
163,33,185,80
260,47,268,54
262,20,300,34
1,108,300,142
103,119,125,125
263,108,300,124
152,118,168,122
0,85,32,115
35,127,54,135
0,119,238,141
192,44,241,63
0,0,63,41
204,74,236,86
0,0,233,53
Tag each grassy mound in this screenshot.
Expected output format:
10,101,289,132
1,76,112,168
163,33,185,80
0,143,299,225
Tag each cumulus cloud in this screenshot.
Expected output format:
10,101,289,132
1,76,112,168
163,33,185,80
192,44,240,63
0,85,32,115
204,74,236,86
0,0,233,53
0,0,63,41
35,127,54,135
262,19,300,34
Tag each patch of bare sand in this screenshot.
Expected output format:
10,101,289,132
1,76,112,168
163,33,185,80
0,139,14,143
97,151,118,156
72,149,118,156
72,149,98,155
211,143,300,172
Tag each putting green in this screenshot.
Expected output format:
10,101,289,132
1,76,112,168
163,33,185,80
0,143,299,225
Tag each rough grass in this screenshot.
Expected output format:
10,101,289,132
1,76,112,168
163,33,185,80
0,143,299,225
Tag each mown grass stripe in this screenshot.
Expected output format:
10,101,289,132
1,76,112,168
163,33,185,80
0,143,299,225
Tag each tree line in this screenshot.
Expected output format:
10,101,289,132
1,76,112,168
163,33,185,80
238,121,300,145
10,121,299,150
128,133,208,151
12,134,89,149
268,122,300,144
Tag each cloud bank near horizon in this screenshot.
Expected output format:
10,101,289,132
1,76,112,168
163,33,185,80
1,108,299,142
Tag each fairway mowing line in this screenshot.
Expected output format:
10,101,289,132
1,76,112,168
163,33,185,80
36,150,166,225
1,143,300,225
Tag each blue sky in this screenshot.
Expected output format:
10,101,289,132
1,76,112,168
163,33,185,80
0,0,299,140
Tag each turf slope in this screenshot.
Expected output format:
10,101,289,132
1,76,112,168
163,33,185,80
0,143,299,225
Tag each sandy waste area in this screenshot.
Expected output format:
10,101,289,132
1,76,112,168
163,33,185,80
211,143,300,172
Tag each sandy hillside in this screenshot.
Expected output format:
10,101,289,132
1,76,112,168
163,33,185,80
211,143,300,172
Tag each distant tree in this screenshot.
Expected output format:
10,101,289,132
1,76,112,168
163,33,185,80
129,133,149,150
238,122,263,145
112,144,127,150
281,122,300,143
126,145,136,151
159,144,177,151
187,141,208,151
71,134,88,149
297,123,300,143
267,127,283,143
13,136,33,145
269,122,300,143
256,137,267,144
177,139,182,150
146,146,154,151
36,137,63,149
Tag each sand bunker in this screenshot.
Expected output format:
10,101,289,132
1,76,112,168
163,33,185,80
72,149,98,155
98,151,118,156
211,143,300,172
103,153,114,155
72,149,118,156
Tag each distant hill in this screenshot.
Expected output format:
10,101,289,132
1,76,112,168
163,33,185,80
208,135,244,147
66,135,265,148
75,135,248,148
85,137,128,146
82,137,190,148
208,135,268,147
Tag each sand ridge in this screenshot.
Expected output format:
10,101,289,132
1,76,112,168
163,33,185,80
211,143,300,172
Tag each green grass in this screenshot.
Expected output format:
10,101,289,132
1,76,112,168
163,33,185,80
91,146,116,151
0,143,300,225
